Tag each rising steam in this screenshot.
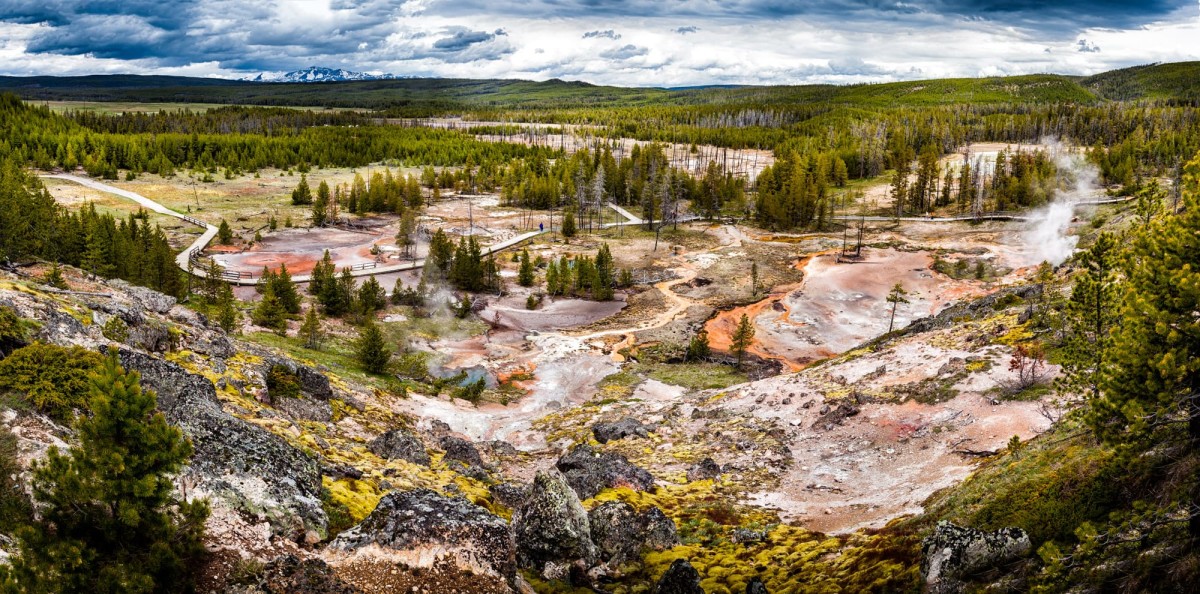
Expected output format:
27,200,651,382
1023,139,1100,266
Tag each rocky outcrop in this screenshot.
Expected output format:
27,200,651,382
589,501,679,565
225,555,361,594
921,521,1031,594
488,482,529,510
115,348,326,539
330,489,515,586
439,436,483,467
655,559,704,594
107,279,176,313
906,284,1042,336
592,417,652,444
367,428,430,466
512,470,597,579
686,458,722,482
556,444,655,500
265,357,334,401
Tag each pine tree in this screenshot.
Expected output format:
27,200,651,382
312,180,330,227
0,354,208,594
886,283,909,333
268,263,301,314
562,211,577,241
291,173,312,205
594,244,614,300
216,283,239,333
396,210,417,258
355,320,391,374
686,327,711,362
518,249,535,287
1059,233,1119,398
217,220,233,245
251,288,287,335
357,276,387,316
42,263,68,290
730,313,756,370
308,250,335,296
428,229,454,273
299,307,323,350
545,259,560,296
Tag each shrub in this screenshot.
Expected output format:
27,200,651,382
0,425,30,533
265,364,301,402
0,343,103,420
101,315,129,343
454,377,487,405
0,305,29,357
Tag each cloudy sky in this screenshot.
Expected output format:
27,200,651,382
1,1,1198,86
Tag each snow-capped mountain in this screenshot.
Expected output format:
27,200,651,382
249,66,399,83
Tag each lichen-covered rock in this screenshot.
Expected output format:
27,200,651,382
115,349,326,539
655,559,704,594
556,444,655,500
686,457,722,482
512,470,597,575
330,489,515,586
265,358,334,401
128,321,173,352
107,279,176,313
592,417,652,444
921,521,1031,594
439,435,483,467
225,554,361,594
276,397,333,423
488,482,529,510
744,577,768,594
367,428,430,466
589,502,679,565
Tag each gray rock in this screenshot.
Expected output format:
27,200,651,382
592,417,652,444
331,489,516,586
265,358,334,401
731,528,767,544
589,501,679,565
512,470,597,574
87,300,144,325
921,521,1031,594
368,428,430,466
686,458,722,482
440,435,483,467
108,279,176,313
745,577,768,594
128,321,173,353
488,482,529,509
115,348,325,539
276,397,333,423
556,444,655,500
655,558,704,594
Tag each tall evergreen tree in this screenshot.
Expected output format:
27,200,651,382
730,313,756,370
0,354,209,594
517,249,535,287
355,320,391,374
291,173,312,206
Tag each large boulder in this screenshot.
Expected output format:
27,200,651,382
744,577,768,594
921,521,1031,594
655,559,704,594
589,501,679,565
556,444,655,500
592,417,652,444
108,279,177,313
439,435,483,467
367,428,430,466
330,489,515,587
265,357,334,401
115,349,326,539
512,470,597,577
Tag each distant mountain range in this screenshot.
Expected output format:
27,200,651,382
249,66,405,83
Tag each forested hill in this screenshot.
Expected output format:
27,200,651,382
2,62,1197,113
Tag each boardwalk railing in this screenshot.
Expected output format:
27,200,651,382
348,261,378,272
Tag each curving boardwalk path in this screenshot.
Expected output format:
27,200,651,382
40,174,681,286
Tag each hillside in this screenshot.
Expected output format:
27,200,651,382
1082,61,1200,102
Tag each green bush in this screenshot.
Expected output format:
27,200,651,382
0,425,30,533
0,305,29,357
0,343,104,420
265,364,301,402
101,315,129,342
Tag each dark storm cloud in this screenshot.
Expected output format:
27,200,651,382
432,29,501,51
583,30,622,39
429,0,1191,34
